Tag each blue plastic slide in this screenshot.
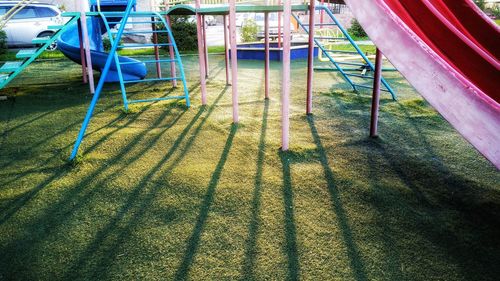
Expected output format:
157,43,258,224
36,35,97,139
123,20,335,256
57,16,147,82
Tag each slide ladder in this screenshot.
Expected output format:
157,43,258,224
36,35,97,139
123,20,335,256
97,7,190,111
293,6,396,100
0,12,81,89
70,1,190,160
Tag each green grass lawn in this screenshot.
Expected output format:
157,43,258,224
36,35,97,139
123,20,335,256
0,54,499,281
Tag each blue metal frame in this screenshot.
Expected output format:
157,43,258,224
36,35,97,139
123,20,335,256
70,2,190,160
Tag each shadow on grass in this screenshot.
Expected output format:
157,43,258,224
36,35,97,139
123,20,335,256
279,149,301,281
307,115,368,281
59,87,228,280
328,92,500,280
241,99,269,280
174,123,239,281
0,84,204,279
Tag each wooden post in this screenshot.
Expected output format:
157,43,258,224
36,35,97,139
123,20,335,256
281,0,291,150
229,0,239,123
166,15,177,87
195,0,207,105
152,16,162,79
78,1,95,94
202,15,209,77
223,15,230,85
370,48,383,137
306,0,315,114
264,12,270,99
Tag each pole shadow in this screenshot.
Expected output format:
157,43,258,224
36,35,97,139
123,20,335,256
307,115,368,281
279,150,300,281
174,123,238,281
241,99,269,280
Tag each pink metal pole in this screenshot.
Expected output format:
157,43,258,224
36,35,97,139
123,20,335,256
195,0,207,105
166,15,177,87
223,15,230,85
229,0,239,123
264,12,270,99
152,16,162,79
202,15,209,77
278,12,282,48
370,48,383,137
77,19,88,84
79,1,95,94
281,0,291,151
306,0,315,114
320,0,324,24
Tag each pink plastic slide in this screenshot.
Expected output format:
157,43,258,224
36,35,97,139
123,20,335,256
344,0,500,168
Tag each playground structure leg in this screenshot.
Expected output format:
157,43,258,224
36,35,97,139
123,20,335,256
229,0,239,123
264,12,270,99
281,0,291,151
195,0,207,105
77,19,88,84
278,11,282,48
202,15,209,78
320,0,324,24
152,16,162,79
306,0,315,114
223,15,230,85
78,2,95,94
166,15,177,87
370,48,383,137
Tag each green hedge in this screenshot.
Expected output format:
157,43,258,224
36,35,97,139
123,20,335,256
153,16,198,52
0,30,7,55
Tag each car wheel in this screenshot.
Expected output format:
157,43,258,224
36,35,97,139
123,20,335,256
37,32,57,51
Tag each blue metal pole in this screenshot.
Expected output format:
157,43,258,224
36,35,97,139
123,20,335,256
70,0,135,160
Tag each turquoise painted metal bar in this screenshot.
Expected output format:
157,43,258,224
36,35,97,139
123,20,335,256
320,6,396,100
119,59,178,65
292,12,356,89
128,96,186,104
123,77,180,84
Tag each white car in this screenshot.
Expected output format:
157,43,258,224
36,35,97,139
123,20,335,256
0,2,64,50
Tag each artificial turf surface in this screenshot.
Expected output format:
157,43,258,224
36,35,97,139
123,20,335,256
0,53,499,281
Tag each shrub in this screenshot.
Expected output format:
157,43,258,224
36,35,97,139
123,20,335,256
102,35,123,51
348,18,367,38
490,5,500,18
474,0,486,10
0,29,7,55
241,18,258,42
154,16,198,52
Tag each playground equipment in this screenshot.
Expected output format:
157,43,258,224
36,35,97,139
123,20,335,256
293,6,396,99
0,4,80,89
68,0,190,160
0,0,497,168
344,0,499,167
68,0,499,168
